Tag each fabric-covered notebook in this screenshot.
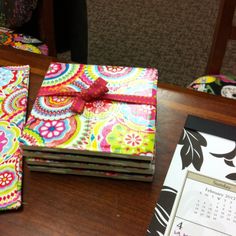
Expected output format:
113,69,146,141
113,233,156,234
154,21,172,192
147,115,236,235
22,63,158,161
0,65,29,210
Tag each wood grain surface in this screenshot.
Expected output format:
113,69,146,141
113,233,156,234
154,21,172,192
0,46,236,236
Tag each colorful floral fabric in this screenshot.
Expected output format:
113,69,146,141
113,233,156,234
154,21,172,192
188,75,236,100
22,63,158,160
0,27,48,55
0,65,29,210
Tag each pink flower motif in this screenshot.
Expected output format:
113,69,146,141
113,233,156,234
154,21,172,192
48,63,60,74
51,96,68,103
0,131,8,152
106,66,124,73
0,171,14,188
86,100,111,114
125,133,142,146
39,120,65,139
19,97,27,106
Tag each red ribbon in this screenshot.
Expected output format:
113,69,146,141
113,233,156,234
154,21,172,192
38,77,156,113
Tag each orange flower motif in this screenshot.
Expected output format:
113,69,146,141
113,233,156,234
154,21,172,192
125,133,142,146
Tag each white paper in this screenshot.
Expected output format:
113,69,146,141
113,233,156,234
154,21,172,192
167,172,236,236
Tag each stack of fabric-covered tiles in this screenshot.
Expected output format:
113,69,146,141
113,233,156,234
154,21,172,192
21,62,158,181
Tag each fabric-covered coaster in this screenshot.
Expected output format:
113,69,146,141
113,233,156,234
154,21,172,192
0,65,29,211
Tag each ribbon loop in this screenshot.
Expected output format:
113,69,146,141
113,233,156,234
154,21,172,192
80,77,109,102
71,77,109,113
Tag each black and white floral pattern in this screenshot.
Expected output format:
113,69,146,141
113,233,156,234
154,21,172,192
179,129,207,171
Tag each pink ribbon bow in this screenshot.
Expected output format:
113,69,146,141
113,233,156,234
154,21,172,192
39,77,156,113
72,77,108,113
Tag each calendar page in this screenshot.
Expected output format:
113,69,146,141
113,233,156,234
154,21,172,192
147,116,236,236
167,171,236,236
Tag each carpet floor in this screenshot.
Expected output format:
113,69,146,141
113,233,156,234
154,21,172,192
58,0,236,87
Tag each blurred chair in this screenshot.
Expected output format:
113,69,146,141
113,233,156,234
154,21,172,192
188,0,236,100
206,0,236,74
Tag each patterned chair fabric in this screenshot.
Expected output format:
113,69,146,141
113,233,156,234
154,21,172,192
188,75,236,100
0,27,48,55
0,0,48,55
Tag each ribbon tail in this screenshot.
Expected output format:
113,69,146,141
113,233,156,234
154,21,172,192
71,97,86,114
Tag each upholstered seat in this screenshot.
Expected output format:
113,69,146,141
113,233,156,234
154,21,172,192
0,27,48,55
188,75,236,100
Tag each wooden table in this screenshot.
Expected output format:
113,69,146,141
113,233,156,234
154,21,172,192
0,46,236,236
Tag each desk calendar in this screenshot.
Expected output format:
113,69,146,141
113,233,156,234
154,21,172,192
147,116,236,236
167,171,236,236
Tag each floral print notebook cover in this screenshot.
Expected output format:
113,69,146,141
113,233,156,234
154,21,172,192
0,65,29,210
22,63,158,160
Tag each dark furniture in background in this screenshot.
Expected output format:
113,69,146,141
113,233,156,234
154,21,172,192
16,0,88,62
15,0,56,56
206,0,236,74
54,0,88,63
38,0,56,56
